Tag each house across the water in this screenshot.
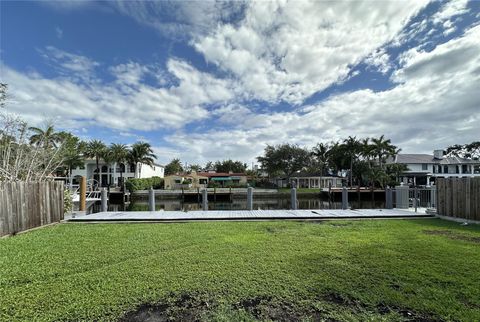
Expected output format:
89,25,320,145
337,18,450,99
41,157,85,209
387,149,480,186
164,172,248,189
70,159,164,187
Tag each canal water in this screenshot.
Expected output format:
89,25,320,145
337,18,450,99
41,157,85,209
92,196,386,213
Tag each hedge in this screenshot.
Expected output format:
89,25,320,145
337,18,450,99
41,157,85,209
125,177,164,192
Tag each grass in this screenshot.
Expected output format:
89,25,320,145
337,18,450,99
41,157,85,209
0,219,479,321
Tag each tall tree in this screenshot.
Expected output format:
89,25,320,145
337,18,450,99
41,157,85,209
214,159,247,173
29,125,61,149
108,143,129,184
84,139,107,184
257,144,311,178
342,136,362,187
447,141,480,160
57,132,86,184
311,142,330,176
164,158,183,175
129,141,157,178
371,135,398,169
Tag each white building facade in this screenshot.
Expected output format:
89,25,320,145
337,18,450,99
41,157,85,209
71,159,164,187
388,150,480,186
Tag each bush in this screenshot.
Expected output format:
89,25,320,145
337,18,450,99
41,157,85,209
125,177,164,192
64,189,73,214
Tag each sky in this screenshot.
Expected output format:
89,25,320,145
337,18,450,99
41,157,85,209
1,0,479,166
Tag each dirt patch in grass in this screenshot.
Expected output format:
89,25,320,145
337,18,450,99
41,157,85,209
119,293,212,322
320,292,442,322
233,296,308,321
423,230,480,243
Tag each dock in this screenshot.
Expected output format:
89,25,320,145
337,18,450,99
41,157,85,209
67,208,433,222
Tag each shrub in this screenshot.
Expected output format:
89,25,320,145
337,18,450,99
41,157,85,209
125,177,164,192
64,189,73,214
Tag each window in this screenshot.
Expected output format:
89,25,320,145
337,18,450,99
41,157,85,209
438,165,442,173
455,166,459,174
444,165,448,174
101,165,108,172
130,164,136,173
422,164,428,170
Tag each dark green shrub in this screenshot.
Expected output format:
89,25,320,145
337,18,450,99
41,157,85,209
125,177,164,192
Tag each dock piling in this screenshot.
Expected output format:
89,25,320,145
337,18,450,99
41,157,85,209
291,188,297,210
342,186,348,210
101,188,108,212
385,187,393,209
247,186,253,210
148,187,155,211
202,189,208,211
79,176,86,211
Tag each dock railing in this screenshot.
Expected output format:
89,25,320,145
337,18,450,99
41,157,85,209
393,185,436,212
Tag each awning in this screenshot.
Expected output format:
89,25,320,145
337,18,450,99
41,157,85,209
211,177,231,181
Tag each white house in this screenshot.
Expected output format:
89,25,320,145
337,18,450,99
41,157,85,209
70,159,164,187
388,149,480,186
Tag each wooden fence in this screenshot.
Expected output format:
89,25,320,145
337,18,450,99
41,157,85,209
437,177,480,221
0,181,64,237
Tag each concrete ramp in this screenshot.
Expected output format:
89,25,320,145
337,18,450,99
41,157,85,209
67,209,433,222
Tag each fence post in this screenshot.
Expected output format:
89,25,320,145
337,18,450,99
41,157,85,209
414,186,418,212
430,186,436,208
202,188,208,211
101,188,108,212
148,187,155,211
247,186,253,211
342,186,348,210
79,176,86,211
385,187,393,209
291,188,297,210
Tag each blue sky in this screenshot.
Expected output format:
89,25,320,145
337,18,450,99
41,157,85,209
1,0,479,166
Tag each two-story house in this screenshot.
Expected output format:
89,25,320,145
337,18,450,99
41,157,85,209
388,150,480,186
70,159,164,187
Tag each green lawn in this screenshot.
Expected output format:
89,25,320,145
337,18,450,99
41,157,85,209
1,219,479,321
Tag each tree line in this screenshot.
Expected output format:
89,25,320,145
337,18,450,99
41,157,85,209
257,136,406,188
1,120,156,183
164,158,248,176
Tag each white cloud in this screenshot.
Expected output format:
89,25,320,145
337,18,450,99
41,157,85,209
193,1,429,104
2,49,236,131
38,46,100,82
55,27,63,39
365,49,391,74
432,0,470,25
112,0,245,39
166,25,480,164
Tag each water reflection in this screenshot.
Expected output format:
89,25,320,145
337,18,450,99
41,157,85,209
92,196,386,213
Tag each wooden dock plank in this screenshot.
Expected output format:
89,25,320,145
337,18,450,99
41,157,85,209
68,208,433,222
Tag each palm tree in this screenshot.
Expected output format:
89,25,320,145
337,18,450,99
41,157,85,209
128,141,156,178
84,139,107,184
57,132,86,186
29,125,61,149
343,136,361,187
109,143,129,185
371,135,398,169
311,142,330,182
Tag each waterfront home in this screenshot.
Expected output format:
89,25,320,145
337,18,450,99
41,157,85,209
197,172,248,187
388,149,480,186
164,172,209,190
289,172,344,189
71,159,164,187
